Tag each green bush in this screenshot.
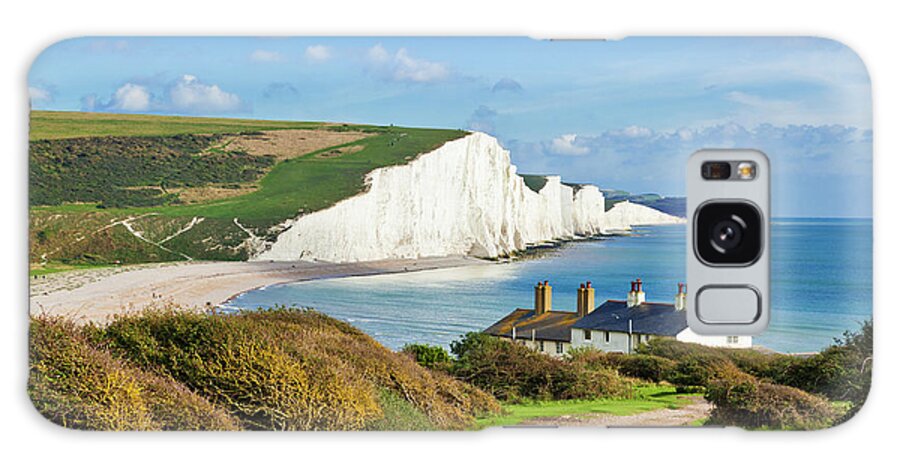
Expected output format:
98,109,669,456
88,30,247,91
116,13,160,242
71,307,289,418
665,355,735,390
450,333,631,402
774,322,872,423
565,349,674,383
616,354,677,383
649,321,873,421
239,310,500,430
719,348,791,380
565,346,619,370
97,308,498,430
639,329,872,421
365,389,435,431
31,308,499,431
706,364,838,430
638,337,730,362
639,334,862,429
402,343,453,371
561,363,634,400
98,310,377,430
29,316,237,430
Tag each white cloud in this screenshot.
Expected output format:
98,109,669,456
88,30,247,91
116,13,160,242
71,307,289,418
305,45,331,61
676,128,694,141
250,49,283,62
367,44,390,63
549,134,589,156
110,83,151,111
618,125,653,138
366,45,449,83
81,83,150,112
82,75,244,114
393,49,448,82
28,86,52,102
168,75,243,113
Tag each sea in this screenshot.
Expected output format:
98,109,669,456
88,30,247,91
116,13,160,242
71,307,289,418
227,218,872,354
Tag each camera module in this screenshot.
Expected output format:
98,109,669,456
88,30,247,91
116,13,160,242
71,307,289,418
694,201,762,265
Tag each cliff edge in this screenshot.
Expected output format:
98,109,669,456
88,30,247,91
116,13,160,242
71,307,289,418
254,132,682,262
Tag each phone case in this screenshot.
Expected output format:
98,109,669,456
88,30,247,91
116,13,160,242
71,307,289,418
28,36,872,431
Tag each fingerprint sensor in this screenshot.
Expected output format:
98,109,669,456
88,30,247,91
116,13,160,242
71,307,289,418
696,285,761,324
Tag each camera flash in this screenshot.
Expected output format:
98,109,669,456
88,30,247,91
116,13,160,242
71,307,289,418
737,162,756,180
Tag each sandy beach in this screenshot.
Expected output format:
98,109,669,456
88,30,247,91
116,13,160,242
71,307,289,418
29,256,481,325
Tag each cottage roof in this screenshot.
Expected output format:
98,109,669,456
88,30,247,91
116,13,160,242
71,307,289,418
482,308,580,342
571,300,687,336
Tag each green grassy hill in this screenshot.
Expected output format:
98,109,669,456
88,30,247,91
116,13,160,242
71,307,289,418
29,111,324,140
29,111,467,270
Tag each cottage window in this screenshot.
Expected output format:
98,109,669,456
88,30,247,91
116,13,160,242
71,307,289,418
603,331,610,343
584,329,592,341
539,341,545,352
556,342,564,354
726,336,739,344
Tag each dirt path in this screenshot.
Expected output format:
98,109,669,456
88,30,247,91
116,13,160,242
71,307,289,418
520,396,712,427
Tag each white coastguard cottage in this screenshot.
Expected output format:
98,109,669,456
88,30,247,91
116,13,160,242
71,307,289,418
483,279,751,357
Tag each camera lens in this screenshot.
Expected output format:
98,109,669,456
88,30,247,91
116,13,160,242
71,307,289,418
710,217,744,251
695,202,762,265
702,161,732,180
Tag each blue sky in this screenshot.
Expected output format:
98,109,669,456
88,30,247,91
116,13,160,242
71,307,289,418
28,37,872,217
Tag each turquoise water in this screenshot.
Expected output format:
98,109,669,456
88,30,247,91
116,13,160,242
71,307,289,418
229,218,872,353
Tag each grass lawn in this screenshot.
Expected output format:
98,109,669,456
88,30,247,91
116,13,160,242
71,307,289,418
29,111,325,140
475,384,699,428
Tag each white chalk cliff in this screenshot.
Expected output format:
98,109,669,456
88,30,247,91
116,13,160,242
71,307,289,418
603,201,684,231
254,132,683,263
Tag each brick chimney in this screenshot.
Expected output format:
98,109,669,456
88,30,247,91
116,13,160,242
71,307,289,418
578,281,596,317
675,283,687,311
534,280,552,314
543,280,552,313
577,283,585,315
627,278,645,307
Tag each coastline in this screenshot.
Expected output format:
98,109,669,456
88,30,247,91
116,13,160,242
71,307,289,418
25,227,673,327
29,255,483,325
